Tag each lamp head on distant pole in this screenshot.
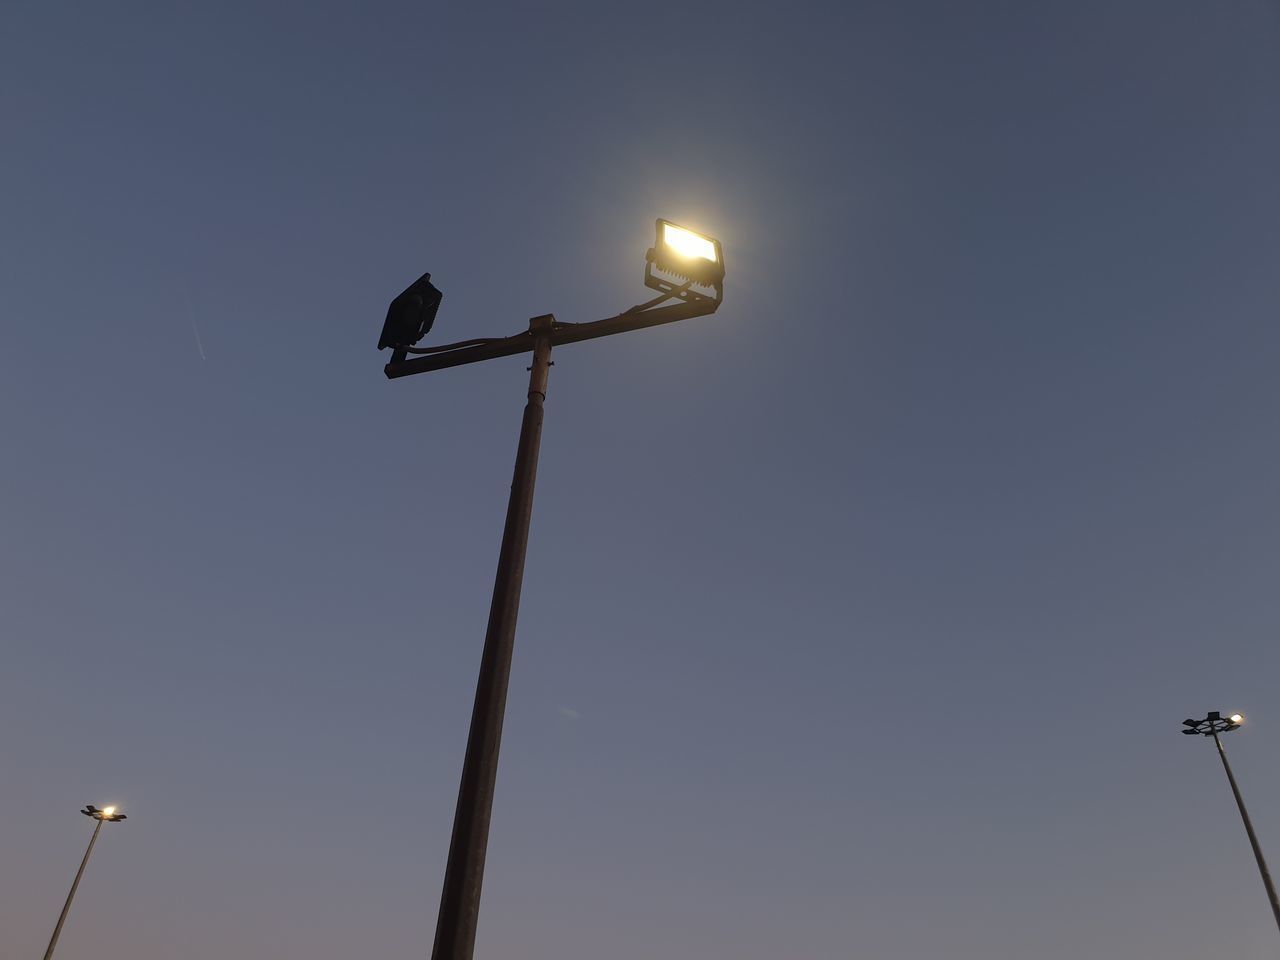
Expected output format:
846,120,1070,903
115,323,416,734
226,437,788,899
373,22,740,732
81,805,127,823
1181,711,1245,737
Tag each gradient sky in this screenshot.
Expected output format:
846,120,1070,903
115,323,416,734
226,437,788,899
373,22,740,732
3,2,1280,958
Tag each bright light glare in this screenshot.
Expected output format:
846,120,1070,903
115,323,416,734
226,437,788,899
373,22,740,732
662,223,717,263
103,806,116,817
1231,714,1245,723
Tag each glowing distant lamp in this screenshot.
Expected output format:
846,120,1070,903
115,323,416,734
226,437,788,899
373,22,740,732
81,804,127,822
1181,711,1244,736
645,219,725,304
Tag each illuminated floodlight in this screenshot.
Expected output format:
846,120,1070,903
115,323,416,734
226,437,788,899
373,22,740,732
81,804,128,822
662,222,717,263
1180,712,1245,737
645,219,725,302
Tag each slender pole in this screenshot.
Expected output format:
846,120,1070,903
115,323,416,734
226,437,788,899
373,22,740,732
430,317,555,960
1213,731,1280,933
42,818,103,960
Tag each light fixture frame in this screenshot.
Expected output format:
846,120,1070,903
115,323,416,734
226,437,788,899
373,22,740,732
81,804,128,822
644,219,724,307
1181,711,1242,737
378,271,444,353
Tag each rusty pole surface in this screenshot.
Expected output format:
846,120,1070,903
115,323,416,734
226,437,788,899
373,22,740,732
42,818,103,960
430,316,555,960
1212,731,1280,934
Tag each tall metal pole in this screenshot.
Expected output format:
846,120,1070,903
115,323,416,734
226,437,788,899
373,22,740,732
430,315,555,960
1212,730,1280,933
43,818,104,960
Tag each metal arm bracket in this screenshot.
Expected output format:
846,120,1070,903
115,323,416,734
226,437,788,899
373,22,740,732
383,299,722,379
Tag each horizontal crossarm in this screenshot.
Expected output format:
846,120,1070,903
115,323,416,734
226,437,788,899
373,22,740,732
384,300,718,379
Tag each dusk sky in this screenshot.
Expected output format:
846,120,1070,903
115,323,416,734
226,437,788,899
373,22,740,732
3,2,1280,958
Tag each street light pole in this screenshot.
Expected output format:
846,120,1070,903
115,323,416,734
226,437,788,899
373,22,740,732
430,317,553,960
1212,728,1280,932
1182,712,1280,934
43,805,127,960
43,819,101,960
377,221,726,960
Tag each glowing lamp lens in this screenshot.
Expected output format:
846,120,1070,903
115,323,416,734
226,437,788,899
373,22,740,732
102,806,116,817
661,223,718,263
1230,714,1245,723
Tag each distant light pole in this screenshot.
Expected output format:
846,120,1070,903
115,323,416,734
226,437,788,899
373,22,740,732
377,220,726,960
42,804,128,960
1182,711,1280,932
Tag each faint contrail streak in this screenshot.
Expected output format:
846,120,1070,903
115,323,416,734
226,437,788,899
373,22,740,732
184,286,208,361
191,316,208,361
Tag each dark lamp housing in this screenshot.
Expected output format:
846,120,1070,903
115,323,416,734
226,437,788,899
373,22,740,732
379,272,443,350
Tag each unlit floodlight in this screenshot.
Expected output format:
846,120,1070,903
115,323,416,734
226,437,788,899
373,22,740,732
379,271,443,351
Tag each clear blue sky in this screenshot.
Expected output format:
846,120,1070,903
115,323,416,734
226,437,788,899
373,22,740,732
3,2,1280,958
